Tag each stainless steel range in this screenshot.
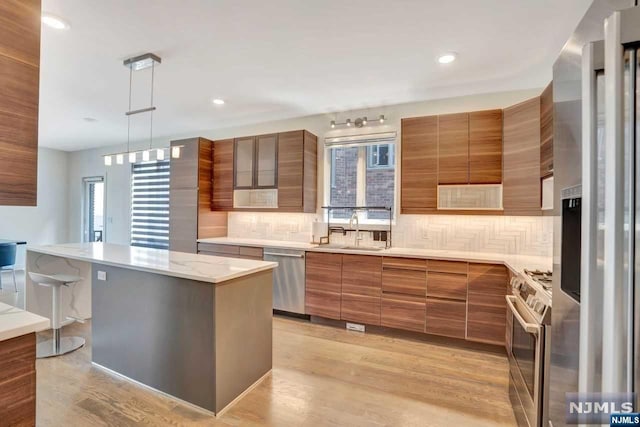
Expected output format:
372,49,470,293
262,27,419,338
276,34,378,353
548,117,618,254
507,272,552,427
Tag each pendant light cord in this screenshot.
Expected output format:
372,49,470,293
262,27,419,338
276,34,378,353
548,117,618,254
149,60,154,151
127,64,133,154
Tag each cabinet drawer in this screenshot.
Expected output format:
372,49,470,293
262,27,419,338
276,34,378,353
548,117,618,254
239,246,263,259
381,293,426,332
341,254,382,297
305,289,341,320
382,267,426,296
427,272,467,300
467,321,506,346
468,263,508,295
197,243,239,255
427,259,468,274
467,292,505,307
467,303,507,325
382,257,427,271
425,298,466,339
305,252,342,293
341,293,380,326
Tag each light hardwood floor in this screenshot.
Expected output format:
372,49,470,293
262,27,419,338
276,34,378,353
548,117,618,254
35,316,516,426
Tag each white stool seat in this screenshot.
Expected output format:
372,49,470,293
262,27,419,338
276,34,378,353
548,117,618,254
28,271,85,358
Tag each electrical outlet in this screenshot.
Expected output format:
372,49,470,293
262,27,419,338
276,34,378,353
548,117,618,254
346,322,365,333
97,271,107,281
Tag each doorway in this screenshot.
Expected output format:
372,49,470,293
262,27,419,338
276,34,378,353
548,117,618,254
83,177,105,243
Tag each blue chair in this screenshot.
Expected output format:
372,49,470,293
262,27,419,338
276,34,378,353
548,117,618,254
0,243,17,292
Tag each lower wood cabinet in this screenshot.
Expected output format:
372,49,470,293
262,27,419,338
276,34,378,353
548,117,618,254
0,333,36,425
341,293,381,325
305,252,343,319
341,255,382,325
467,263,508,345
196,243,263,260
381,257,427,296
425,298,467,339
381,293,426,332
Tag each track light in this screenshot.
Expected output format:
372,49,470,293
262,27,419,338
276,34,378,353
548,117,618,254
330,120,336,129
379,114,385,123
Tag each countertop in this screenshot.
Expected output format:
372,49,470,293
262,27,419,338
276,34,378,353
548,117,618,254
193,237,551,277
27,243,277,284
0,302,49,341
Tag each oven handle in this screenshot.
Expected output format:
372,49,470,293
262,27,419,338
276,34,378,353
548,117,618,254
505,295,540,336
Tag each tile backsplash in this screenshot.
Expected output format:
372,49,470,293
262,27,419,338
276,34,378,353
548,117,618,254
227,212,553,257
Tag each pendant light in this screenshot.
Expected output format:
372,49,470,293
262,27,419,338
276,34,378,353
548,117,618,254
103,53,164,165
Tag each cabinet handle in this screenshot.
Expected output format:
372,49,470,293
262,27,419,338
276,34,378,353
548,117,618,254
263,252,305,258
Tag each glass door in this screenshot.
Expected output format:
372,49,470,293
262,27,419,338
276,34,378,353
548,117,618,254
83,177,105,242
256,134,278,188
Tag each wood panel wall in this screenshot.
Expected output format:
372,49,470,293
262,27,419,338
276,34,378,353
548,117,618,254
0,0,41,206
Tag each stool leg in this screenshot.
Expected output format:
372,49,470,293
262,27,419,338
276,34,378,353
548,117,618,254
52,284,61,353
12,268,17,292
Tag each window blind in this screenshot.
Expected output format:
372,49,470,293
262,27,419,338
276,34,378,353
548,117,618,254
131,160,170,249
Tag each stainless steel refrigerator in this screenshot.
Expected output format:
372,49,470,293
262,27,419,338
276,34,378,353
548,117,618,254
550,1,637,426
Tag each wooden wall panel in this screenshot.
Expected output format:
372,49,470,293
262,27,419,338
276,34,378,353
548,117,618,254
503,97,542,215
469,109,502,184
0,0,40,206
278,131,304,209
540,82,554,178
400,116,438,213
438,113,469,184
212,139,234,210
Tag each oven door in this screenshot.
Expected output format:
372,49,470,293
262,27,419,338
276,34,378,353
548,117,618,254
506,295,544,427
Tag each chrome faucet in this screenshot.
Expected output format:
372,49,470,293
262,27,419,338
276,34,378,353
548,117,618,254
349,211,362,247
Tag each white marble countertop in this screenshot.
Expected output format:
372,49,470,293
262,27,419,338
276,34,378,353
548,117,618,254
0,302,49,341
197,237,317,250
27,243,277,284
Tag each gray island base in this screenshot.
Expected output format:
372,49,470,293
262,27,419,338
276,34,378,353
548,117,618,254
25,243,276,415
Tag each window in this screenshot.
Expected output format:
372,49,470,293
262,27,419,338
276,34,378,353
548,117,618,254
367,144,394,169
327,139,395,221
131,160,170,249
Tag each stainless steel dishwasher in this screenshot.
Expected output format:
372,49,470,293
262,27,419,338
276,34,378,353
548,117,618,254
263,247,306,314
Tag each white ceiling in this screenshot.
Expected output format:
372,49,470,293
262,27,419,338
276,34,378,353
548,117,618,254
39,0,592,151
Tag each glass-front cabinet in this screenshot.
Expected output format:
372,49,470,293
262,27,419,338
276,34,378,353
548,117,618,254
233,134,278,189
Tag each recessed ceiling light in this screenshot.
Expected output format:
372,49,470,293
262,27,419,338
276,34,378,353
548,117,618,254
42,13,70,30
437,53,457,64
83,117,97,122
212,98,225,105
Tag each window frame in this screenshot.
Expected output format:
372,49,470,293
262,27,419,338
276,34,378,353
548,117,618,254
366,144,395,170
324,140,397,224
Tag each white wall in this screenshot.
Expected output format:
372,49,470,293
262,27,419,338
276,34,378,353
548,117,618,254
66,88,547,254
0,147,70,245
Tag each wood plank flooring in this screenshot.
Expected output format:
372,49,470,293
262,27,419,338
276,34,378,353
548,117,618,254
35,316,516,426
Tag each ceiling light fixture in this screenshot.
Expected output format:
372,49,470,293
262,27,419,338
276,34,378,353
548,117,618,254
330,114,387,129
103,53,166,166
437,52,457,64
41,13,70,30
212,98,225,105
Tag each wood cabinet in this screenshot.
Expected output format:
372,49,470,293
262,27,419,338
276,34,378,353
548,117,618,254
381,257,427,296
381,293,426,332
540,82,554,178
169,138,227,253
438,113,469,184
305,252,342,319
400,116,438,213
469,109,503,184
425,298,466,339
0,333,36,425
212,130,317,212
425,260,468,338
0,0,41,206
503,97,542,215
341,255,382,325
467,263,508,345
212,139,234,210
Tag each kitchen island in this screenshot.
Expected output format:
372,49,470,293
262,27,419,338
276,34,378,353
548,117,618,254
26,243,277,415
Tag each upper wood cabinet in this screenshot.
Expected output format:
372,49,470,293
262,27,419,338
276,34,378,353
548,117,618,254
400,116,438,214
469,109,503,184
212,139,234,210
438,113,469,184
503,97,542,215
540,82,554,178
213,130,317,212
169,138,227,253
0,0,41,206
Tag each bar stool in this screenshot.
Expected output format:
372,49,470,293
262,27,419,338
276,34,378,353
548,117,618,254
28,272,86,358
